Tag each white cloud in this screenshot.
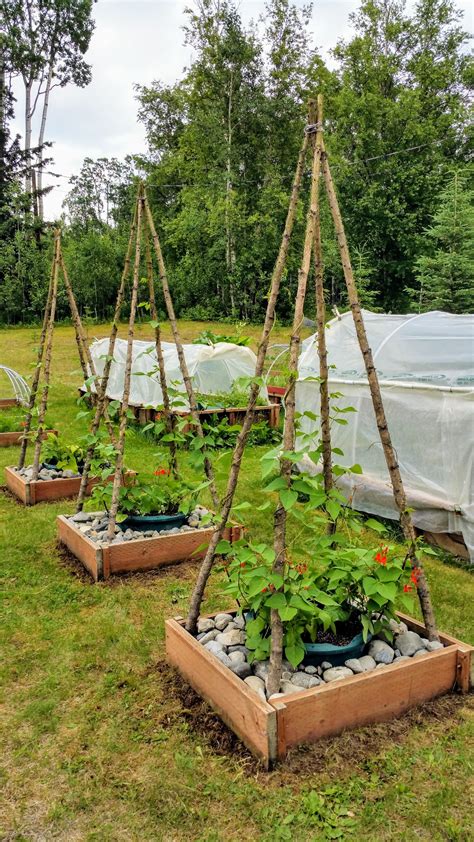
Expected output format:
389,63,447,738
9,0,473,219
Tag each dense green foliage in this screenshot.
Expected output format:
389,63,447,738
0,0,472,324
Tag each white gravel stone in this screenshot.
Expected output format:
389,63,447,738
368,639,395,664
244,675,266,700
214,613,234,630
395,631,425,657
197,618,215,634
323,667,354,682
426,640,444,652
345,655,377,673
215,629,246,647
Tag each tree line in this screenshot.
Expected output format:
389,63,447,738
0,0,472,326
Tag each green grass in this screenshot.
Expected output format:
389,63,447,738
0,321,473,841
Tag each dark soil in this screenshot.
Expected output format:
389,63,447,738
154,660,472,776
304,616,362,647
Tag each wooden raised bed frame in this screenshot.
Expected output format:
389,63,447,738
4,466,134,506
166,611,473,769
57,515,243,582
79,389,281,429
0,398,20,409
0,429,57,448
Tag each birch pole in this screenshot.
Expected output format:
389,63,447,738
144,231,178,478
59,246,89,381
312,97,334,509
266,111,322,698
321,140,439,641
143,194,220,511
18,244,55,469
76,198,139,512
31,231,60,481
185,114,312,634
106,191,144,542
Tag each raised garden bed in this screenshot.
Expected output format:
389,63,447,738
57,510,243,581
0,429,57,448
266,385,286,405
166,610,473,769
79,389,281,429
0,398,20,409
4,465,134,506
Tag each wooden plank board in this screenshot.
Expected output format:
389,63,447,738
5,467,136,506
273,646,459,756
56,515,101,581
107,524,242,576
165,618,277,767
0,398,19,409
0,429,57,448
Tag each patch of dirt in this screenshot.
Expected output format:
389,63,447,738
154,660,474,779
57,540,201,587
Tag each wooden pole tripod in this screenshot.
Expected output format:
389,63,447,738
18,229,101,478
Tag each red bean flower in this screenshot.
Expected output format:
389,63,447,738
154,468,169,476
403,584,413,593
375,546,388,565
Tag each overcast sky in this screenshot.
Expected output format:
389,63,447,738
11,0,473,219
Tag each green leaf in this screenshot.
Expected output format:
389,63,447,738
280,489,298,511
365,518,387,533
265,592,287,609
284,642,305,668
350,463,363,474
278,606,298,621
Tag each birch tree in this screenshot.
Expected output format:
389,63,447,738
1,0,95,217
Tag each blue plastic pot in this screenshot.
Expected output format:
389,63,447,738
304,630,372,667
118,512,187,533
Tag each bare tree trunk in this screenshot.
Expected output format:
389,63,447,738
267,106,322,698
225,71,236,316
31,231,60,480
37,64,53,220
75,200,139,512
312,97,334,513
321,141,439,641
186,115,312,635
18,242,55,469
106,191,144,542
145,232,178,477
143,195,220,510
24,80,32,201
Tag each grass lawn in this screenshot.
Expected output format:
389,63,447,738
0,321,473,841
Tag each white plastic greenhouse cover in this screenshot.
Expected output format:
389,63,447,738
296,310,474,561
87,338,265,407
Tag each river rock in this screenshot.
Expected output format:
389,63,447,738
244,675,266,700
323,666,354,682
228,651,246,665
395,631,425,657
413,649,428,658
321,661,332,670
230,661,252,679
204,640,225,656
388,618,408,635
290,673,321,689
253,660,270,681
426,640,444,652
368,640,395,664
187,516,200,528
233,615,246,630
198,629,219,646
345,655,376,674
215,629,245,647
420,637,430,648
227,645,249,656
304,665,318,675
214,613,234,630
279,681,303,696
197,617,215,634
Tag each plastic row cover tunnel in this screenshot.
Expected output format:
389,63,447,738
85,338,267,407
296,311,474,561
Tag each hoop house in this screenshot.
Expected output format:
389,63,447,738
296,310,474,561
0,365,29,406
87,338,267,407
